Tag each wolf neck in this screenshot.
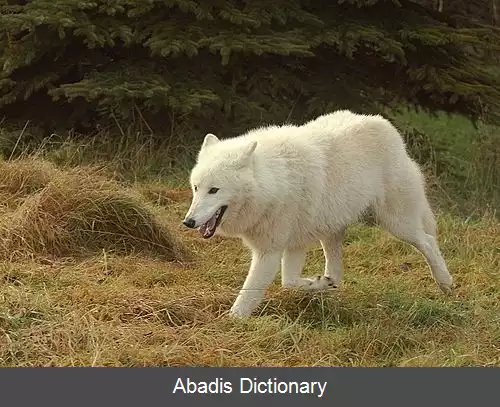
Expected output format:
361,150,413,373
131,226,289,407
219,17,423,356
218,156,283,240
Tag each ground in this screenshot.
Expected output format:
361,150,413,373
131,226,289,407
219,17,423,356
1,181,498,367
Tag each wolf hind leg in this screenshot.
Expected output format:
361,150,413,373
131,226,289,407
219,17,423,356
376,196,454,294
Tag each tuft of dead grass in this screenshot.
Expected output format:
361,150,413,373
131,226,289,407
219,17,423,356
0,158,189,262
138,182,192,206
0,158,59,210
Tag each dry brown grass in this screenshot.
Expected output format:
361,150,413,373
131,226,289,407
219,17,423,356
0,158,189,262
0,159,498,367
138,182,193,206
0,158,59,208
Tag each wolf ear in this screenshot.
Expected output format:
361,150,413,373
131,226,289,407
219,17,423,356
239,141,257,166
242,141,257,157
200,133,220,151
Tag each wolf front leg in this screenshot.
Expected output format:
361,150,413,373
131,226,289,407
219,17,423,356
229,250,281,318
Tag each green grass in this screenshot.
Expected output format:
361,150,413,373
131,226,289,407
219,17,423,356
388,108,500,216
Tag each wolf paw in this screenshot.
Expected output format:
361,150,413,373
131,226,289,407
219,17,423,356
305,275,337,290
438,281,455,296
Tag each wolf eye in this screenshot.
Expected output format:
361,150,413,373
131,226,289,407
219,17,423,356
194,185,198,192
208,187,219,194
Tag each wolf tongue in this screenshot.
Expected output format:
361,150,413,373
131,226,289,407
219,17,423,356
200,213,218,237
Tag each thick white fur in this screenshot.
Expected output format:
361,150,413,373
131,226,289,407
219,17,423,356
184,110,454,317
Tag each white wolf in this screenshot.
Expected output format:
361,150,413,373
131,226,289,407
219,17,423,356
183,110,454,318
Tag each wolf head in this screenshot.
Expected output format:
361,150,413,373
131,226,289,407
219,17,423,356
182,133,257,238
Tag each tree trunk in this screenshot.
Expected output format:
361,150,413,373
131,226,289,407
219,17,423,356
493,0,498,25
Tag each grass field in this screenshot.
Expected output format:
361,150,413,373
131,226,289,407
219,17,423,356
0,110,499,367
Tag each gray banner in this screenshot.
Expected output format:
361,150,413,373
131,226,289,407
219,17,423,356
0,367,498,406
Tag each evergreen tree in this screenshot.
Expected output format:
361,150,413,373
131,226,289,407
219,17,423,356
0,0,499,136
416,0,498,26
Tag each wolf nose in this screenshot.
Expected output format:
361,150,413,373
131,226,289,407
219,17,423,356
183,218,196,229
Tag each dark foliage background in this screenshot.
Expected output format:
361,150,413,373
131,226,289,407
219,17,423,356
0,0,499,138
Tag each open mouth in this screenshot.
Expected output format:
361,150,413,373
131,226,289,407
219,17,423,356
199,205,227,239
